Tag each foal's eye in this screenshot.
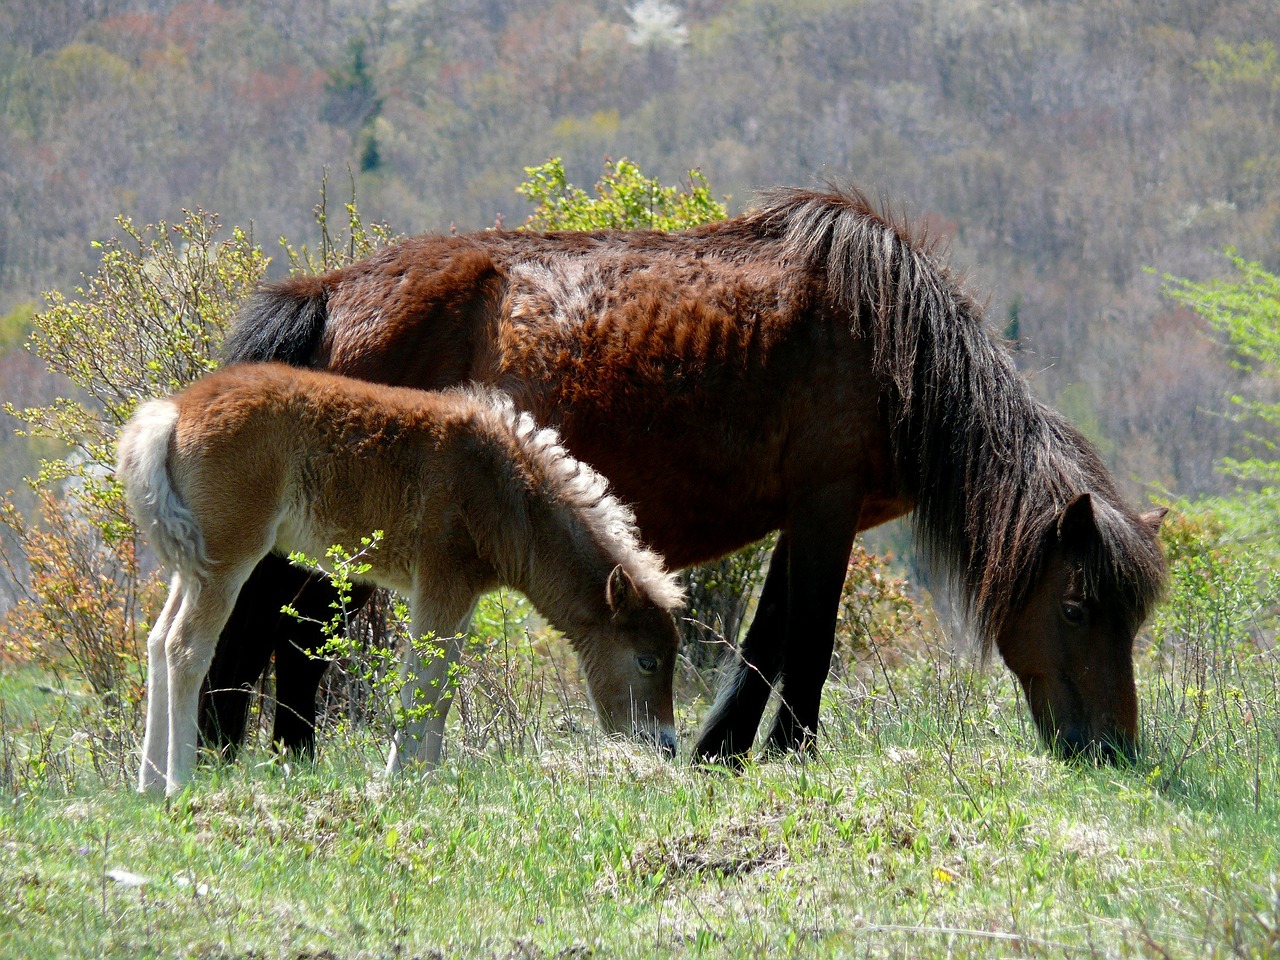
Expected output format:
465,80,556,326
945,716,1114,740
1061,601,1087,627
636,655,659,675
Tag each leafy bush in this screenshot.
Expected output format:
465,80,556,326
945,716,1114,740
279,171,397,275
1147,252,1280,810
517,157,726,231
0,212,266,720
0,180,414,757
1160,251,1280,543
833,545,926,677
1143,508,1279,812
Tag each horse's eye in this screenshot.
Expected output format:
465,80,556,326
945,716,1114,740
636,655,659,675
1061,601,1087,627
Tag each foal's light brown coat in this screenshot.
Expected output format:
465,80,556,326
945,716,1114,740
118,363,682,794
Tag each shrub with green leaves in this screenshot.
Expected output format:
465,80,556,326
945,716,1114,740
1148,252,1280,812
0,182,393,730
0,212,266,713
1143,508,1278,814
833,545,926,678
517,157,726,231
1160,251,1280,544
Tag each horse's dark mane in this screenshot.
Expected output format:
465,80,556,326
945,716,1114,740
751,186,1166,645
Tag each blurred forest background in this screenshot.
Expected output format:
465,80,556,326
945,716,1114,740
1,0,1277,581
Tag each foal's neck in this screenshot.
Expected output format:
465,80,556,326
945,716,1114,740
486,496,612,639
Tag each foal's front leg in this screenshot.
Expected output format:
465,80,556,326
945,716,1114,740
385,600,477,776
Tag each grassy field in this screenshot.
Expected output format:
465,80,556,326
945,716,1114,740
2,614,1277,960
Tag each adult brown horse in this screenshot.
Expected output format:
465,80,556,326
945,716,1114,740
201,186,1167,765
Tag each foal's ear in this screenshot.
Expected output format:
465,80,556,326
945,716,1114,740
1056,493,1098,548
606,565,644,619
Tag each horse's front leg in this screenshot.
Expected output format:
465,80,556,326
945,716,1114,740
693,534,792,764
385,600,476,776
764,487,861,754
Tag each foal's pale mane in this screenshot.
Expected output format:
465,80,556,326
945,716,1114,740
751,187,1166,645
467,388,684,613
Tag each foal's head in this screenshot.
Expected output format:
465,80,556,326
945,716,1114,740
575,565,682,757
995,494,1166,764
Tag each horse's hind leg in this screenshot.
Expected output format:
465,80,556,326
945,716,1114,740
764,491,860,754
693,535,791,764
139,576,186,794
199,555,319,758
271,579,377,757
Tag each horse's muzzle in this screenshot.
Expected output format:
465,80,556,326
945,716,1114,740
658,726,678,759
1054,725,1138,765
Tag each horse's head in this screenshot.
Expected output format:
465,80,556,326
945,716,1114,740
996,494,1166,764
576,565,682,757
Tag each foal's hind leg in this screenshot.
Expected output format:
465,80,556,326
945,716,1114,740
139,577,186,793
693,535,792,764
164,573,252,793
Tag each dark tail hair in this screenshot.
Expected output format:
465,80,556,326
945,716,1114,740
222,276,329,366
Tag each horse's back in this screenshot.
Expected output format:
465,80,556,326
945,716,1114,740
482,232,900,564
291,224,906,570
254,221,907,566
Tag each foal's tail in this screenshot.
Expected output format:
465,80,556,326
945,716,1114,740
221,276,328,366
117,399,212,579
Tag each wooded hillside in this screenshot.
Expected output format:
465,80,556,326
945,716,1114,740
1,0,1277,503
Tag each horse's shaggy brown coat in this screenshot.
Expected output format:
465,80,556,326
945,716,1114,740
211,186,1167,763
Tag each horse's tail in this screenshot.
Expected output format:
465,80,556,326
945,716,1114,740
117,399,212,579
221,276,328,366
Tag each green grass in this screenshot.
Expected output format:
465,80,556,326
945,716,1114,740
0,664,92,723
2,641,1277,960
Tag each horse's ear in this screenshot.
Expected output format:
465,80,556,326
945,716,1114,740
1057,493,1098,548
606,565,643,619
1140,506,1169,533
